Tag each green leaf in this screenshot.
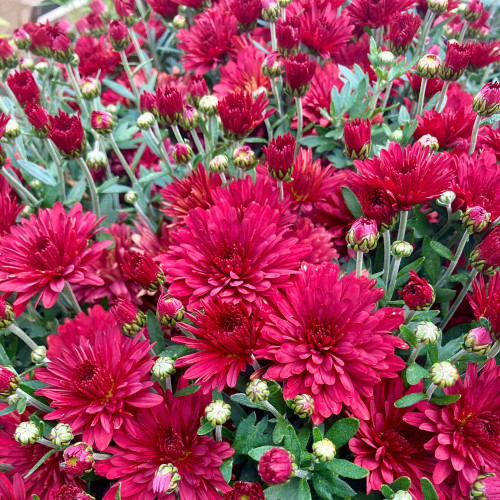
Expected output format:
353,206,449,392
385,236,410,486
435,288,457,304
430,241,455,261
220,457,233,483
174,384,201,397
0,405,16,416
248,445,274,461
400,325,417,348
17,160,57,186
273,417,287,444
421,478,439,500
266,478,303,499
429,394,461,405
380,485,394,498
329,459,369,479
325,417,360,449
146,311,165,355
198,421,215,435
233,412,271,454
389,476,411,492
24,448,58,478
313,426,323,443
230,393,268,410
406,363,429,385
398,105,411,126
396,257,425,288
423,237,441,285
298,478,312,500
284,425,302,465
342,186,364,219
16,396,27,414
103,78,136,101
314,465,356,498
0,343,10,365
65,177,86,203
394,393,426,408
32,496,41,500
115,483,122,500
159,343,190,361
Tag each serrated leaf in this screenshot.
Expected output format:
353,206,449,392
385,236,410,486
394,393,426,408
220,457,233,483
273,417,287,444
406,363,429,385
325,417,360,449
299,478,312,500
329,459,369,479
342,187,364,219
429,394,461,405
233,413,271,454
24,448,58,478
284,425,302,464
421,478,439,500
248,445,274,461
17,160,57,186
146,311,165,355
430,241,455,261
389,476,411,492
174,384,201,397
314,465,356,497
266,478,303,499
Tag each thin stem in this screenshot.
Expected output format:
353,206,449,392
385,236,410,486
135,0,161,69
220,172,227,185
415,77,428,118
479,64,493,88
75,157,101,218
457,20,469,43
369,80,382,114
440,269,478,330
165,376,172,393
469,114,481,156
425,383,437,400
383,230,391,287
191,131,205,156
404,310,416,325
0,167,39,205
270,22,277,52
37,437,58,448
435,231,470,288
119,51,140,105
381,80,393,110
134,201,156,232
261,400,282,419
356,251,363,278
7,324,38,350
277,180,284,201
449,348,467,363
128,27,152,78
396,210,409,242
435,205,453,239
215,425,222,442
45,139,66,201
64,64,89,119
63,282,82,314
386,257,402,303
171,124,184,144
408,343,423,364
281,7,286,20
416,10,436,59
435,81,450,113
16,389,52,414
270,78,283,118
148,128,173,175
295,98,303,158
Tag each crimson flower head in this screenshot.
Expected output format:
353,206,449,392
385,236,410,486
13,27,31,51
258,448,295,485
387,12,421,56
90,110,115,134
228,0,262,28
223,481,265,500
140,91,156,113
173,297,263,391
186,75,209,107
25,103,50,135
48,111,86,158
95,390,234,499
62,442,94,477
469,41,500,69
354,142,453,211
219,90,274,140
354,183,399,231
257,263,406,423
0,366,19,398
108,19,130,50
0,39,18,69
0,182,23,241
6,70,39,106
147,0,178,18
473,81,500,118
276,17,301,57
120,250,166,292
284,52,316,97
115,0,136,22
470,226,500,275
347,0,416,28
469,272,500,340
155,85,184,126
464,0,484,22
344,118,372,160
111,296,146,336
346,217,379,252
263,132,296,181
52,485,94,499
0,203,109,312
399,270,435,310
441,41,473,81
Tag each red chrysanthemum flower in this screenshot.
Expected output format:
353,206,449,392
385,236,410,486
257,262,406,422
52,485,94,499
0,473,25,500
160,165,221,225
6,69,40,106
223,481,265,500
95,390,234,500
470,226,500,275
405,359,500,499
263,132,296,181
344,118,372,160
349,378,438,499
219,90,274,140
469,271,500,340
36,305,162,450
469,40,500,69
177,4,238,75
283,52,316,97
352,182,399,230
0,183,22,238
158,200,310,312
0,202,109,312
441,41,473,81
408,73,444,101
387,12,421,55
398,270,435,310
347,0,416,28
147,0,178,18
48,111,86,159
0,409,83,499
228,0,262,28
354,142,453,211
173,297,264,391
477,125,500,161
74,35,121,79
276,17,301,57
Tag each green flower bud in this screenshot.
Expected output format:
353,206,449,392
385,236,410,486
152,356,176,379
4,119,20,140
312,438,336,462
198,95,218,116
417,54,442,79
427,0,448,14
246,379,269,402
392,491,414,500
414,322,441,344
50,422,74,447
290,394,314,418
124,190,139,204
7,393,21,407
390,241,413,258
80,78,101,100
14,421,40,445
209,155,229,173
137,112,156,130
205,400,231,425
31,345,47,364
86,150,107,170
436,191,456,207
429,361,459,388
172,14,187,29
417,134,439,152
262,1,280,22
390,129,404,143
379,51,395,66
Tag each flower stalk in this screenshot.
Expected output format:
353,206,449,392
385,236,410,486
75,156,101,218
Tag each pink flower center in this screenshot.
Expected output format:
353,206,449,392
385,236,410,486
214,244,244,274
157,426,187,462
30,236,64,271
73,360,114,402
304,319,342,350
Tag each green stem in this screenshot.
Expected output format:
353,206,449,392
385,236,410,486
171,124,184,144
386,257,402,303
191,130,205,156
396,210,409,242
449,348,467,363
383,230,391,287
261,400,282,419
469,114,481,156
277,180,284,201
435,231,470,288
135,0,161,69
435,81,450,113
425,383,437,400
415,77,428,118
128,27,152,78
7,324,38,350
45,139,66,201
119,51,140,105
148,129,173,175
416,10,435,59
381,80,393,110
75,157,101,218
0,167,39,205
295,98,303,158
356,251,363,278
63,282,82,314
457,20,469,43
408,343,423,364
64,64,89,119
16,388,52,414
270,22,277,52
215,425,222,442
270,78,283,118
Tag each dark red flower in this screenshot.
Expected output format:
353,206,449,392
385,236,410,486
408,73,444,100
48,111,86,158
0,39,17,69
155,85,184,126
108,19,130,51
284,52,316,97
344,118,372,160
263,132,296,181
387,12,421,55
6,70,39,106
353,183,399,230
0,182,23,238
186,75,209,106
74,35,121,79
115,0,136,19
140,91,157,113
0,472,25,500
470,227,500,275
276,17,301,57
441,41,473,81
111,296,146,335
347,0,416,28
228,0,262,28
469,271,500,340
120,250,165,292
147,0,178,18
25,103,50,134
52,485,94,500
258,448,295,485
223,481,265,500
469,40,500,69
0,366,19,398
219,90,274,140
398,270,435,310
12,28,31,51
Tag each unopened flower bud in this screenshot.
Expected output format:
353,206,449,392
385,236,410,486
156,294,185,326
70,53,80,67
4,119,20,140
172,143,193,165
462,206,490,234
414,322,441,344
277,0,292,5
35,61,50,74
152,356,176,379
429,361,459,388
417,54,442,79
106,104,118,116
50,422,74,447
344,118,372,160
19,57,35,71
246,379,269,402
0,296,15,329
7,393,21,406
346,218,379,253
399,271,435,311
205,400,231,425
63,442,94,477
14,421,40,445
0,366,19,398
472,82,500,118
137,112,155,130
258,448,295,485
233,145,257,171
172,14,187,29
427,0,448,14
80,78,101,100
264,132,295,181
470,227,500,276
13,28,31,51
181,105,200,130
31,346,47,364
463,326,492,355
392,491,414,500
262,52,282,78
153,464,181,495
437,190,456,206
379,51,395,66
312,438,336,462
198,95,218,116
91,110,115,135
19,205,33,218
209,154,229,173
463,0,483,22
86,150,107,170
124,190,138,204
391,241,413,258
470,473,500,500
121,251,166,292
417,134,439,152
262,1,280,22
291,394,314,418
111,295,148,337
390,129,404,143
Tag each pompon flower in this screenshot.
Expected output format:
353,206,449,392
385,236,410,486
347,0,416,28
399,270,435,311
469,272,500,340
219,90,274,140
256,263,406,423
95,390,234,500
354,142,453,211
405,359,500,499
0,409,83,499
276,17,301,57
177,4,238,75
6,69,39,106
160,165,221,225
387,12,421,56
147,0,178,18
159,200,310,312
228,0,262,28
173,297,264,391
36,306,163,451
0,203,109,312
74,35,121,79
25,103,50,134
349,378,438,499
48,112,86,158
263,132,296,181
352,182,398,230
0,473,25,500
283,52,316,97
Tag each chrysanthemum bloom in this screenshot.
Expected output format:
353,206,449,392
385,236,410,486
276,17,301,57
258,448,295,485
0,409,84,499
159,200,310,312
344,118,372,160
471,473,500,500
346,218,379,252
469,271,500,340
173,297,263,391
0,472,25,500
473,82,500,118
25,103,49,136
120,250,166,292
469,41,500,70
350,378,438,499
398,270,435,310
354,142,453,211
218,90,274,140
223,481,265,500
440,41,473,81
52,485,95,499
353,183,399,231
0,203,108,312
36,310,162,450
347,0,416,28
284,52,316,97
186,75,209,106
147,0,178,18
177,5,238,75
63,442,94,477
111,296,146,336
13,27,31,51
405,359,500,499
0,366,19,398
257,263,406,422
95,390,234,499
387,12,421,56
0,39,18,70
463,326,492,355
140,91,157,113
263,132,296,181
470,226,500,275
115,0,136,22
46,25,73,62
47,111,86,158
155,85,184,126
0,183,23,238
228,0,261,29
464,0,484,22
477,126,500,161
108,19,130,50
6,69,39,106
